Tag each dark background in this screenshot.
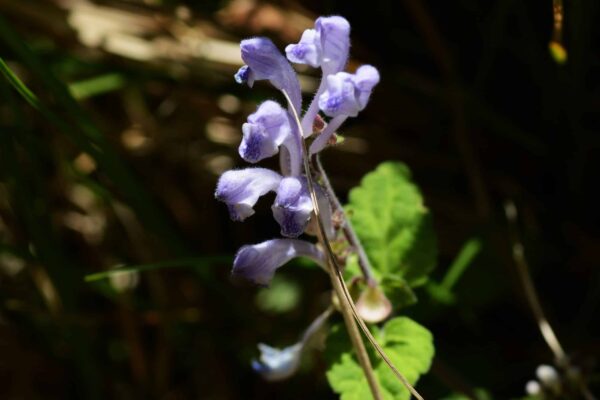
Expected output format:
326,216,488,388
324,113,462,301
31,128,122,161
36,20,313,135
0,0,598,398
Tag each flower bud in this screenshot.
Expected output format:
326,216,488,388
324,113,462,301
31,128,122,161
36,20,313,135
356,284,392,323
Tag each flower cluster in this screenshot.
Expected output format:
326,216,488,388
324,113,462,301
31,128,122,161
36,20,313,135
215,15,379,379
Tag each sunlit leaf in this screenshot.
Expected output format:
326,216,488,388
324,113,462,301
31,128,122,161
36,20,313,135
345,162,437,305
326,317,434,400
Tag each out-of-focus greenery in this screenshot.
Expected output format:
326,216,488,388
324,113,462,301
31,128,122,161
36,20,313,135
1,0,599,399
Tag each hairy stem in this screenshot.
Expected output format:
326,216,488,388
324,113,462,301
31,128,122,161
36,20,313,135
315,155,376,283
301,78,327,137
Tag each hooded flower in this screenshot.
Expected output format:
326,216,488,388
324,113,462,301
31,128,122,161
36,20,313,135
237,37,302,113
318,65,380,118
232,239,326,285
215,168,282,221
272,177,313,238
286,16,351,74
239,100,293,163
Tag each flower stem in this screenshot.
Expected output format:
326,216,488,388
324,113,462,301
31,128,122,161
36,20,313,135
315,155,376,284
283,90,382,400
309,115,347,155
282,89,424,400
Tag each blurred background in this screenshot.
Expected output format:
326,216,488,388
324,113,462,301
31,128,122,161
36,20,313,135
0,0,599,398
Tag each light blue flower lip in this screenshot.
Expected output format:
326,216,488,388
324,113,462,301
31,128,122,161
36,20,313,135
251,307,334,381
215,168,282,221
252,343,303,381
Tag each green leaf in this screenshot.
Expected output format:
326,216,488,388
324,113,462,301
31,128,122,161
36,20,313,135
326,317,434,400
346,162,437,299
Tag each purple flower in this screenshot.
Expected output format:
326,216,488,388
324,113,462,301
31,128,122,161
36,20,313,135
239,38,302,113
239,100,292,163
232,239,326,285
286,16,350,75
215,168,282,221
318,65,380,118
285,29,321,68
272,177,313,238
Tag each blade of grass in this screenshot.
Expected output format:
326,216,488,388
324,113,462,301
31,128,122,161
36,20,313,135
68,73,126,100
85,256,232,282
441,237,482,290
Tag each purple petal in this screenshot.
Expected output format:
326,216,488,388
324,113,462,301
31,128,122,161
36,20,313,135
215,168,281,221
240,38,302,113
233,239,326,285
286,16,350,74
234,65,250,85
272,177,313,238
352,65,380,109
318,66,380,118
239,101,292,163
318,72,360,117
316,16,350,74
285,29,322,68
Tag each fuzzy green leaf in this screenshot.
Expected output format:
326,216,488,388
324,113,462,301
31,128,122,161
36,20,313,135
346,162,437,288
326,317,434,400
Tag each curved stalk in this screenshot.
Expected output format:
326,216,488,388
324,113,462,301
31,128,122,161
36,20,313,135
282,89,425,400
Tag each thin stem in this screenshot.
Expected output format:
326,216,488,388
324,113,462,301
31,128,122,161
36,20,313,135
504,201,596,400
504,201,566,363
300,306,335,346
315,156,376,283
283,90,383,400
310,115,347,155
282,89,425,400
301,78,327,137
